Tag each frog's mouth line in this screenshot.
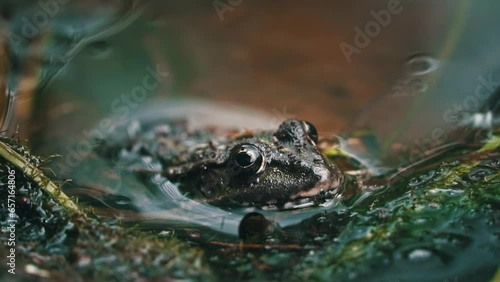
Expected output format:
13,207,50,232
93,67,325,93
194,165,344,206
291,161,345,200
291,173,343,199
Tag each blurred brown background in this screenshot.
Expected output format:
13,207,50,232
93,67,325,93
135,0,450,131
5,0,499,155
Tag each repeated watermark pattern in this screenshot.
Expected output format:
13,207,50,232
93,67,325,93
5,167,17,275
443,74,498,127
51,64,169,175
2,0,71,46
391,55,440,98
339,0,412,63
394,73,498,179
251,71,496,182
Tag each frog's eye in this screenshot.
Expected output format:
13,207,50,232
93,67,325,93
228,144,266,177
303,121,318,144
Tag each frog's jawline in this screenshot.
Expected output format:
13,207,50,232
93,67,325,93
199,168,344,208
202,150,345,207
291,168,344,199
287,153,345,200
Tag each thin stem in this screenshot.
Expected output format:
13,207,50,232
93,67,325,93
0,139,83,215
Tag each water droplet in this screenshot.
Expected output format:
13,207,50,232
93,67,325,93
407,248,432,261
158,230,173,237
317,216,327,223
406,54,439,76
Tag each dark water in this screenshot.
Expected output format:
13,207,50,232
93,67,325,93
54,114,499,281
1,1,500,281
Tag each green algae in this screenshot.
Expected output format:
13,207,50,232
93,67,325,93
291,140,500,281
0,134,499,281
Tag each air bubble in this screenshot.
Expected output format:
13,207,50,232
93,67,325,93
406,54,440,76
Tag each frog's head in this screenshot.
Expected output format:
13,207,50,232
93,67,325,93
169,119,344,207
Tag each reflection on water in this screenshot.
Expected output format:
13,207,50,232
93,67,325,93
60,99,493,247
1,0,142,134
1,1,499,280
61,104,350,239
57,116,499,281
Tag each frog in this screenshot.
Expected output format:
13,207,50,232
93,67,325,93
96,118,345,208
